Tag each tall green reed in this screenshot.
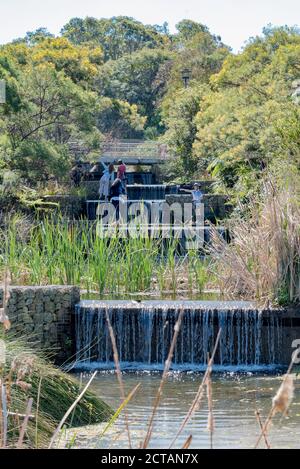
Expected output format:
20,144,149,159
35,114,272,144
0,215,210,297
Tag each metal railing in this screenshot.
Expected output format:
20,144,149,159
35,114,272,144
68,139,169,162
101,140,168,159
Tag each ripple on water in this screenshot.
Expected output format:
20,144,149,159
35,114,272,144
63,372,300,449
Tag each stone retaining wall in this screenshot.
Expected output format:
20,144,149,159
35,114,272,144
41,195,85,219
0,286,80,363
165,194,233,221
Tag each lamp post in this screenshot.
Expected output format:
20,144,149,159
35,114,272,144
291,79,300,104
0,80,6,104
181,68,191,89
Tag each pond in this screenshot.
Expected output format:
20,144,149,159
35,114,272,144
64,372,300,449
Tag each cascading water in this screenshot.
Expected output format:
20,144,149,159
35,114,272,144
75,301,284,370
126,185,166,201
126,173,153,185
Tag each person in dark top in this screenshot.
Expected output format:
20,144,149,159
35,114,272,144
70,163,83,187
117,159,127,192
109,178,125,220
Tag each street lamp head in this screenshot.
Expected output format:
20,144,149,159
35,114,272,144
181,68,191,88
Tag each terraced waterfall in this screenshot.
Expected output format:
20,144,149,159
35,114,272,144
75,301,286,370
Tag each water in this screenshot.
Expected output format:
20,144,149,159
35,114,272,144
126,183,179,200
86,183,179,219
75,301,284,369
65,372,300,449
80,291,221,302
126,173,153,185
127,185,166,201
86,199,166,221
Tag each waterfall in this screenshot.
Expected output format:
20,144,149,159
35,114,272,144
75,301,284,370
127,185,166,201
126,173,153,185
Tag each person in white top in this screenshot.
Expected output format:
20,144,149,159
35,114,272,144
99,163,115,200
182,183,204,224
191,183,204,206
183,183,204,205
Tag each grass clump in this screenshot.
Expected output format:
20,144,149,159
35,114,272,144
0,334,113,448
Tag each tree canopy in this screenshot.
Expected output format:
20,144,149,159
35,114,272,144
61,16,168,61
0,18,299,201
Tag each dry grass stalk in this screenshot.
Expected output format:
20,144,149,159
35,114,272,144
169,328,222,449
105,309,132,449
182,435,193,449
142,307,185,449
206,357,214,450
48,371,97,449
7,411,35,418
1,383,8,448
255,409,271,449
255,359,295,449
210,179,300,306
272,374,294,416
35,375,43,448
0,268,11,330
17,398,33,448
95,383,141,446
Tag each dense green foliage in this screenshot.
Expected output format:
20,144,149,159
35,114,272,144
192,26,300,198
1,17,300,202
61,16,168,60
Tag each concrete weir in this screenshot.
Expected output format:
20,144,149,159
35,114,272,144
75,300,300,370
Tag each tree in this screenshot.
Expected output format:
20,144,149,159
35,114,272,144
3,37,103,84
24,28,55,45
192,27,300,199
12,27,54,46
162,84,209,176
161,23,230,116
96,98,146,139
30,37,103,83
61,16,168,61
175,19,209,42
96,48,172,133
1,63,102,182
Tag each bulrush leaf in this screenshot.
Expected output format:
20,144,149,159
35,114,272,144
272,374,294,416
16,380,32,392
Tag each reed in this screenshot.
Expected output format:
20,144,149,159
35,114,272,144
169,329,222,449
254,358,295,449
206,356,214,450
142,307,185,449
105,309,132,449
0,216,210,297
210,178,300,306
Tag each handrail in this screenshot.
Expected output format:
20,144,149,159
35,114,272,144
68,140,169,160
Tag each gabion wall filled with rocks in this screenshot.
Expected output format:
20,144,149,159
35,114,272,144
0,285,80,362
